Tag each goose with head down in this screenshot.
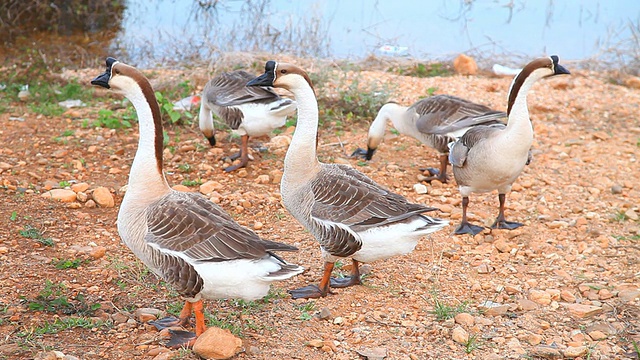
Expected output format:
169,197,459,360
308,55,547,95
247,61,448,300
446,55,570,236
352,95,507,183
199,70,297,172
91,58,303,347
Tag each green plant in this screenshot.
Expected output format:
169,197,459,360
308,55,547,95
58,180,71,188
54,258,84,270
390,62,453,78
19,225,54,246
177,163,193,173
430,292,469,321
26,280,72,314
10,211,17,221
94,109,132,129
181,178,203,186
464,334,480,354
612,210,628,222
297,301,316,321
29,102,65,117
155,91,193,124
18,317,109,338
324,78,391,122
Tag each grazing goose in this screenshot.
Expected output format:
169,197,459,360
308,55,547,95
447,55,570,236
91,58,303,347
247,61,448,299
198,70,297,172
352,95,507,183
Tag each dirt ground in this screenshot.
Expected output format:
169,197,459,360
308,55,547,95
0,60,639,360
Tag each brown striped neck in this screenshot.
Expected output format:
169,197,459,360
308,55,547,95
507,57,552,116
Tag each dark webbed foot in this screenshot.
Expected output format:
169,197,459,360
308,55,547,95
491,219,523,230
223,152,242,162
350,147,368,159
454,222,485,236
165,329,197,349
418,168,448,183
330,275,362,288
288,284,333,299
149,316,189,330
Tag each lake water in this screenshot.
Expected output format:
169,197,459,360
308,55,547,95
113,0,640,67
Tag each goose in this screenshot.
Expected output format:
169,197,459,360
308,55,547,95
198,70,297,172
351,95,507,183
247,61,448,299
91,58,303,347
447,55,570,236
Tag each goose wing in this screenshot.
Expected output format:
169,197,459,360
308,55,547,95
448,125,503,167
309,164,437,256
145,191,297,262
204,70,281,107
414,95,506,134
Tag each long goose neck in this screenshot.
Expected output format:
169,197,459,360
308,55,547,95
126,87,170,198
284,78,321,178
506,68,547,133
367,103,409,149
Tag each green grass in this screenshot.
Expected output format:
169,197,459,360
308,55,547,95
181,178,203,187
94,109,133,129
464,334,480,354
54,258,84,270
430,291,469,321
177,163,193,173
297,301,316,321
389,62,453,78
18,317,109,338
19,225,54,246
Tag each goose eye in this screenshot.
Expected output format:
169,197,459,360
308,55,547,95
280,69,287,74
114,69,121,75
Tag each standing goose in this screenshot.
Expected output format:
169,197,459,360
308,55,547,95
91,58,303,347
247,61,448,299
448,55,570,235
352,95,507,183
199,70,297,172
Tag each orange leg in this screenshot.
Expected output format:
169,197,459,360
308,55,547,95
288,262,335,299
224,135,250,172
330,259,362,288
193,300,207,336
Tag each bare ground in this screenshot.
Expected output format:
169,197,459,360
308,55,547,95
0,60,639,360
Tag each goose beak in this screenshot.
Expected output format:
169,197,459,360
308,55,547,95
554,64,570,76
91,71,111,89
247,72,275,87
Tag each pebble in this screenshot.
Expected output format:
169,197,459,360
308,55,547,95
89,246,107,260
41,189,77,202
71,182,90,193
413,183,428,194
454,313,474,326
253,221,263,230
493,239,513,253
306,339,324,348
451,326,469,344
625,208,638,220
317,307,332,320
531,345,563,359
92,187,115,207
356,347,387,360
563,303,603,318
563,346,587,358
200,180,224,195
523,333,543,345
172,184,191,192
588,330,607,340
560,290,577,302
255,174,270,184
76,192,88,202
85,199,97,208
611,184,623,194
517,298,539,311
618,289,640,302
135,308,164,323
453,54,477,75
193,327,242,359
528,289,552,305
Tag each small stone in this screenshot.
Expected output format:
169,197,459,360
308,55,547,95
618,289,640,302
624,208,638,221
518,298,539,311
269,169,283,184
192,327,242,359
85,200,97,208
41,189,77,202
523,333,543,345
253,221,263,230
453,54,478,75
413,183,428,194
494,239,513,253
531,345,563,359
255,174,270,184
76,192,88,202
89,246,107,260
135,308,164,323
317,307,331,320
171,184,192,192
560,290,577,302
92,187,115,208
588,330,607,340
333,317,344,325
611,184,623,194
356,347,387,360
451,326,469,344
563,346,587,358
0,247,8,254
564,303,603,318
454,313,474,326
477,263,494,274
529,289,551,305
306,339,324,348
71,183,90,193
598,288,614,300
200,180,224,195
111,312,129,324
267,135,292,149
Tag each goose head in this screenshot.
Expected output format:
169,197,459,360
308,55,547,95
91,57,152,98
507,55,570,115
247,61,315,92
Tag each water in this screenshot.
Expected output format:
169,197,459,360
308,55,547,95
113,0,640,67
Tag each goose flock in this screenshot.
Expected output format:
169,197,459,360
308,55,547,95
90,55,569,347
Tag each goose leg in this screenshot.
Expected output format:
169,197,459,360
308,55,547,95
330,259,362,288
288,262,336,299
224,135,250,172
491,193,523,230
165,300,206,349
419,154,449,183
149,300,193,329
454,196,484,236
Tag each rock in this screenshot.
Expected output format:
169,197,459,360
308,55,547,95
563,303,603,318
253,221,263,230
111,312,129,324
625,76,640,89
317,307,332,320
93,187,115,207
477,263,494,274
494,239,513,253
563,346,587,358
200,180,224,195
266,135,292,149
560,290,577,302
255,174,270,184
618,289,640,302
76,192,88,202
517,298,538,311
531,345,563,359
611,184,623,194
598,288,614,300
71,182,90,193
588,330,607,340
85,199,97,208
172,184,192,192
529,289,551,305
306,339,324,348
454,313,475,326
413,183,428,194
523,332,543,345
135,308,164,323
356,347,387,360
42,189,77,202
192,327,242,359
89,246,107,260
453,54,478,75
269,169,283,184
451,326,468,344
624,208,638,221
